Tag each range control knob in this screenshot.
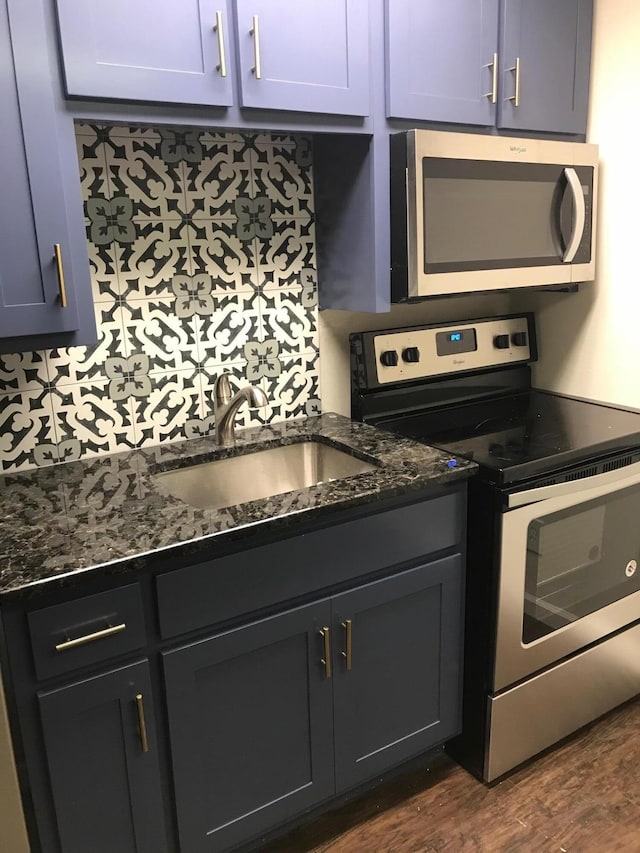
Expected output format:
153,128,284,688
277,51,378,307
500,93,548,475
402,346,420,363
511,332,528,347
494,334,510,349
379,349,399,367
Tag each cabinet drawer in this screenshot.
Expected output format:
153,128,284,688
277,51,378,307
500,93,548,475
157,487,465,640
28,585,146,681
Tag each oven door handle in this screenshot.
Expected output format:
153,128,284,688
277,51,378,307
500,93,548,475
506,458,640,509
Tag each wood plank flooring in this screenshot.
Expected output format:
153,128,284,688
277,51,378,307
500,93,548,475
263,696,640,852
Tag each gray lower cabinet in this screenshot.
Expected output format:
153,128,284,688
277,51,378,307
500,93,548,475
163,599,335,852
163,554,463,852
332,555,462,791
37,660,167,853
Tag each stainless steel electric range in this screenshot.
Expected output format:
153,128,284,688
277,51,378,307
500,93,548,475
351,313,640,782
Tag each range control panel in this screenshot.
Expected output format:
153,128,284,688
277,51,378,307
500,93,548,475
367,315,534,386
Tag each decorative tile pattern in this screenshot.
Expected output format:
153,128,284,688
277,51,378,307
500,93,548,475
196,291,261,368
121,297,199,376
131,369,203,449
45,302,126,386
50,380,137,459
0,124,319,474
0,390,56,472
256,353,321,424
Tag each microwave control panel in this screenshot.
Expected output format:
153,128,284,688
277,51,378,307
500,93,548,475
351,315,536,388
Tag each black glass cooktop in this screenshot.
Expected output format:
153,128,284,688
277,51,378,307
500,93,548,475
379,390,640,486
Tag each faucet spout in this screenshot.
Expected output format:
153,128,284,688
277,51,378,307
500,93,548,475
213,374,268,446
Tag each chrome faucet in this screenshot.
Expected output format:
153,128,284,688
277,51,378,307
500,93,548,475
213,372,268,446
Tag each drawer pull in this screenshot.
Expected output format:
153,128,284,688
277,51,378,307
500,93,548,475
319,627,332,679
341,619,353,671
54,623,126,652
135,693,149,753
53,244,68,308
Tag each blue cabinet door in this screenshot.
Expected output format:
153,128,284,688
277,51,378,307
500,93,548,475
38,660,167,853
498,0,593,134
235,0,370,115
385,0,500,125
163,599,335,852
0,0,80,339
54,0,234,106
332,555,464,791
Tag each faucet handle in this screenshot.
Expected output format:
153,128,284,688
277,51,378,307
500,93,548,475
213,372,233,405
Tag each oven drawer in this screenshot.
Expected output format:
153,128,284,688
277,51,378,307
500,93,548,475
486,622,640,782
28,584,146,681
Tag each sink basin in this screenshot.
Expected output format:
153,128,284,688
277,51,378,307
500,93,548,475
153,440,378,511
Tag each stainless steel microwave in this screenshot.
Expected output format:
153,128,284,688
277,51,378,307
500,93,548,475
390,130,599,301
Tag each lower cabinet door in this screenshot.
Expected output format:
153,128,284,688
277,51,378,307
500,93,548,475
38,659,167,853
163,599,335,853
332,555,463,791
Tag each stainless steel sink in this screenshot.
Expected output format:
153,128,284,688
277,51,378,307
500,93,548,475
153,440,378,511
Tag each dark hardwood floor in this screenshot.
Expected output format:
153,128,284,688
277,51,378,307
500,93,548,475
263,696,640,852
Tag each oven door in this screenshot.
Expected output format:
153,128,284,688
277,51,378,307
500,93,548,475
494,461,640,692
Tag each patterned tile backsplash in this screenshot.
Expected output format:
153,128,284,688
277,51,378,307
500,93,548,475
0,125,320,473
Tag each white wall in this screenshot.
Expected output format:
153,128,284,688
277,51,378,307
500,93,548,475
528,0,640,407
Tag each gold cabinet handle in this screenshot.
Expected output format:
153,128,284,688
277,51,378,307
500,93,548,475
507,56,521,107
319,627,332,678
214,10,227,77
53,244,68,308
250,15,261,79
135,693,149,753
483,52,498,104
54,623,126,652
341,619,352,671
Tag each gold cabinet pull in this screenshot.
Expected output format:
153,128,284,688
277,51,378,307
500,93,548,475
483,52,498,103
341,619,352,671
54,623,126,652
250,15,262,79
319,627,332,679
507,56,521,107
53,244,68,308
214,10,227,77
135,693,149,753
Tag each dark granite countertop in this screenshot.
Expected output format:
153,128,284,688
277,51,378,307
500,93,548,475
0,413,476,599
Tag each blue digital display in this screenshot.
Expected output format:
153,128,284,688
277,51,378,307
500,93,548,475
449,333,462,342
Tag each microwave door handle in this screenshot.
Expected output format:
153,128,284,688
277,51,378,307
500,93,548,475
562,167,586,262
506,458,640,509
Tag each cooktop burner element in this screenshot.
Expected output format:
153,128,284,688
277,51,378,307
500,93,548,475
380,390,640,485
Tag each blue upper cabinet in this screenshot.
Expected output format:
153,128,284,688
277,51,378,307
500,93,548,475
497,0,593,135
54,0,234,107
53,0,370,117
385,0,592,136
385,0,500,126
235,0,370,116
0,0,85,341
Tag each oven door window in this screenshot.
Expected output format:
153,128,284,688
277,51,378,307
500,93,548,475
523,484,640,644
422,159,593,274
